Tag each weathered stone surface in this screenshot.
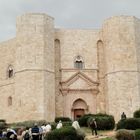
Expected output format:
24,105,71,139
0,13,140,122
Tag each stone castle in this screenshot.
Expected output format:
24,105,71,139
0,13,140,123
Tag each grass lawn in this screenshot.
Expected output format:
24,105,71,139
100,138,115,140
81,127,91,134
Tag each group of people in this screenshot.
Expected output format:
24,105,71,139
0,120,82,140
22,123,52,140
2,114,125,139
0,123,52,140
0,128,17,140
56,120,81,130
55,120,81,130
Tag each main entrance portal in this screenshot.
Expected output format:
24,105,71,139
72,99,88,120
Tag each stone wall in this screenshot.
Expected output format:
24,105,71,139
55,29,100,119
15,13,55,122
135,18,140,113
55,29,99,81
103,16,140,121
0,39,16,122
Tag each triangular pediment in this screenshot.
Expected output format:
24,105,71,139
61,72,99,90
68,77,92,89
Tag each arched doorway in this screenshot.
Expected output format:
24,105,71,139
74,109,84,120
72,99,88,120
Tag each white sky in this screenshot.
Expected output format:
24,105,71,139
0,0,140,41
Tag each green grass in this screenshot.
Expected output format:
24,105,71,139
81,127,91,134
81,127,115,134
100,138,115,140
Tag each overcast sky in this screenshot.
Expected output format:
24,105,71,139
0,0,140,41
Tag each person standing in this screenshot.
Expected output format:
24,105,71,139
45,123,52,133
6,128,17,140
121,112,126,120
31,123,40,140
56,120,63,129
23,127,31,140
72,121,80,130
89,118,98,136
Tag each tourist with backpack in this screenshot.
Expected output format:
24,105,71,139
22,127,31,140
31,123,40,140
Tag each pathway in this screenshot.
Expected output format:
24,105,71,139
84,130,116,140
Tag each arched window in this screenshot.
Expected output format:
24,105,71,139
74,55,84,69
8,96,12,106
7,65,14,78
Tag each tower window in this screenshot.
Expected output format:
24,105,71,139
74,55,84,69
7,65,14,78
8,96,12,106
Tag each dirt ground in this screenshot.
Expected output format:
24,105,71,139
84,129,116,140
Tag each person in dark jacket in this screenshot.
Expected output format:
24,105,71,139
121,112,126,120
6,129,17,140
89,118,98,136
31,123,40,140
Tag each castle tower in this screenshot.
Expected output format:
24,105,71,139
103,16,140,121
14,13,55,122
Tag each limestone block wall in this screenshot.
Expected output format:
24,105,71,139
55,29,99,81
135,18,140,105
0,39,16,80
55,29,100,117
0,39,16,122
14,71,45,122
0,83,15,122
44,72,55,121
15,13,55,122
103,16,140,121
43,14,55,122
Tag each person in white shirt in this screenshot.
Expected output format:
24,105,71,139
56,120,63,129
72,121,80,130
45,123,52,133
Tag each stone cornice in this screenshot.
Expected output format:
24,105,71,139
0,82,14,87
99,70,139,79
60,68,99,72
60,88,99,95
15,69,55,74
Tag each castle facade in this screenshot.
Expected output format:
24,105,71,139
0,13,140,122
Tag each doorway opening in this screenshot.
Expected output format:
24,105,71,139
72,98,88,120
74,109,85,120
